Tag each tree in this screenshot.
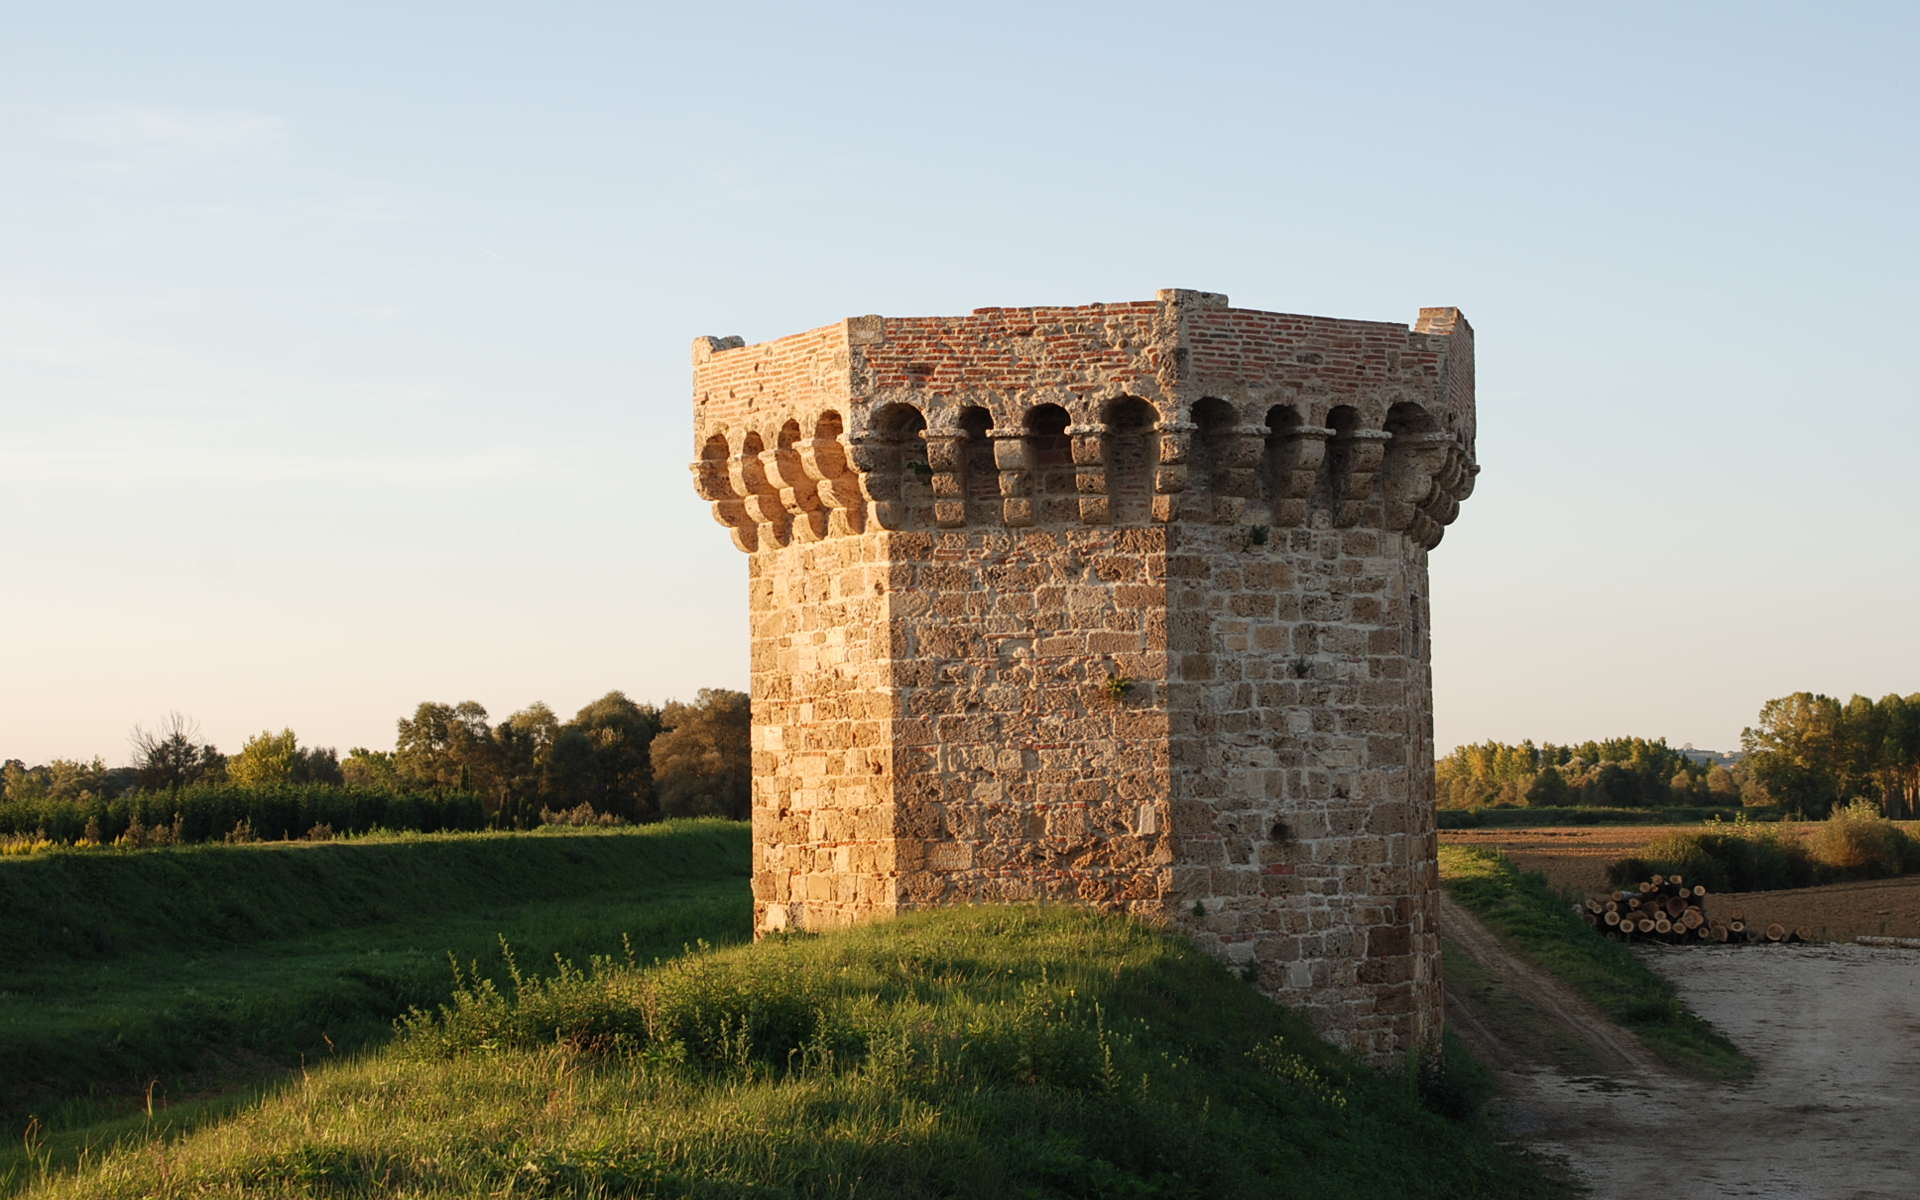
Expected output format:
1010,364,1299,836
341,748,401,790
650,688,751,820
130,712,225,791
1742,692,1843,816
1524,764,1572,807
550,692,663,820
491,702,561,826
228,729,343,788
228,729,299,787
394,701,494,794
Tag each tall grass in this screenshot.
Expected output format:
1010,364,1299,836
23,907,1567,1200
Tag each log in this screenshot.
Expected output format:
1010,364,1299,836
1650,874,1666,887
1764,922,1787,943
1603,910,1622,927
1795,927,1814,943
1664,896,1688,918
1692,884,1708,898
1637,917,1656,934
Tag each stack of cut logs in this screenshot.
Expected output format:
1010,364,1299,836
1579,873,1812,945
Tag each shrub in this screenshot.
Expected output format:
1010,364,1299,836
1610,827,1815,893
1808,800,1915,879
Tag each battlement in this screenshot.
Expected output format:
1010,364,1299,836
687,290,1480,1063
692,290,1476,552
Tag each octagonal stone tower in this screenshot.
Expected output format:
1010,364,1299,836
690,289,1476,1060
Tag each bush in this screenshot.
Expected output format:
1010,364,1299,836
1808,800,1916,879
1609,827,1815,893
1609,805,1919,892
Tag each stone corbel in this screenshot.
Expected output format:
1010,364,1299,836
1267,426,1330,528
1068,426,1109,525
990,430,1033,527
923,432,968,528
690,458,759,553
1331,429,1392,526
1151,420,1192,522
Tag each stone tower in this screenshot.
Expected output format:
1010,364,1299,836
690,289,1476,1060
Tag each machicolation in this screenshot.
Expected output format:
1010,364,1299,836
690,288,1477,1061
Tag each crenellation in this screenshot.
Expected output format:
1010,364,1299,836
690,290,1476,1064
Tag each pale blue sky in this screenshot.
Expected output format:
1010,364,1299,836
4,1,1915,764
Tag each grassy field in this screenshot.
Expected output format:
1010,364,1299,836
0,822,752,1189
1438,844,1750,1080
20,906,1567,1199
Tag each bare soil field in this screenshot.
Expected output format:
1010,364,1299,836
1441,825,1920,940
1444,905,1920,1199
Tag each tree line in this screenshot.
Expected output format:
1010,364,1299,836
1435,735,1740,810
0,687,751,829
1438,690,1920,818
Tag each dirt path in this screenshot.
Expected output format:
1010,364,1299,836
1438,894,1659,1075
1441,904,1920,1199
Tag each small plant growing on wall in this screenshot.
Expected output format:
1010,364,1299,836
1102,674,1136,702
1240,524,1270,551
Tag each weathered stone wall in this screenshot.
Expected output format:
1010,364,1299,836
1164,523,1441,1059
691,289,1476,1062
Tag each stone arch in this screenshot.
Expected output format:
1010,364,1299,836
1190,397,1237,497
867,402,932,529
1024,402,1075,524
957,405,999,525
1320,405,1361,507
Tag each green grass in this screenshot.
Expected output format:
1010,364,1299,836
0,821,752,1181
18,906,1567,1199
1437,805,1775,829
1438,845,1750,1081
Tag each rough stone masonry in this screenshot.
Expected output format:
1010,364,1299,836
689,289,1477,1061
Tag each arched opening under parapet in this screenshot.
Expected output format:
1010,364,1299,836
1102,396,1158,524
698,431,737,500
1261,404,1302,515
957,406,998,525
870,402,933,527
1321,405,1361,508
1384,402,1439,437
1024,403,1074,524
1190,397,1237,499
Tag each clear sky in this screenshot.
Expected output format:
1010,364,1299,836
4,1,1915,766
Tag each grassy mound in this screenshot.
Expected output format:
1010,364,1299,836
25,907,1564,1199
0,823,750,1127
1440,845,1749,1080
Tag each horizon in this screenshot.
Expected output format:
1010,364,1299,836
5,2,1916,765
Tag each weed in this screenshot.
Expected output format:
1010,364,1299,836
1102,674,1136,702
